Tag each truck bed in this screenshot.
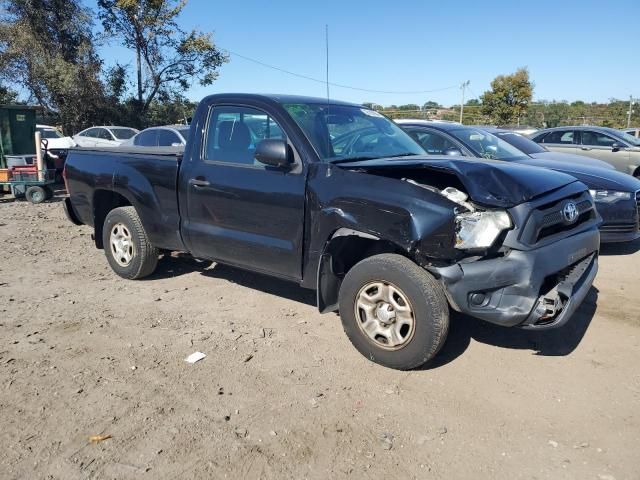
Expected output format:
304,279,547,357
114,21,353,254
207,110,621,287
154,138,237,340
64,146,185,251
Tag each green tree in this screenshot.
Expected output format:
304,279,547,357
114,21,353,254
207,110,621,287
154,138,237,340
97,0,227,116
0,84,19,104
0,0,115,132
480,67,533,125
422,101,440,109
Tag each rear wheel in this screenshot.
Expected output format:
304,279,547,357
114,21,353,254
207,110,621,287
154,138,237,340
338,254,449,370
25,186,46,204
102,206,158,279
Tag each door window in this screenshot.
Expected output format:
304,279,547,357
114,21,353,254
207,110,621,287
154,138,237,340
81,128,99,138
581,131,618,147
541,130,575,144
158,130,180,146
134,129,158,146
204,106,285,167
96,128,113,140
408,129,459,155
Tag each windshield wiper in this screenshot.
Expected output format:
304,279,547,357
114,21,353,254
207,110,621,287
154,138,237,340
329,156,378,164
329,152,421,165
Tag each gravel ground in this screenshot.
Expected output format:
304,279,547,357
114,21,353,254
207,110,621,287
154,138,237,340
1,191,639,480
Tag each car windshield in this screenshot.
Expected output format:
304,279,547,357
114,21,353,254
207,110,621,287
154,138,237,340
448,127,529,161
38,128,63,139
283,103,425,162
110,128,138,140
495,131,547,154
609,128,640,146
177,127,190,142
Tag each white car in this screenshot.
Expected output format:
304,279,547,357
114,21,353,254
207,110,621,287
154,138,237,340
37,124,76,149
73,126,139,148
124,125,191,147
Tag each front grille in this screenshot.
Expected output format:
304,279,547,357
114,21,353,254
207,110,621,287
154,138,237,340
600,223,638,234
536,197,595,242
518,191,598,245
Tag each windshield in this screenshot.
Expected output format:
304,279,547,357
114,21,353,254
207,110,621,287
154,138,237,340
37,128,63,139
283,103,425,162
609,128,640,146
448,127,529,161
495,131,547,154
110,128,138,140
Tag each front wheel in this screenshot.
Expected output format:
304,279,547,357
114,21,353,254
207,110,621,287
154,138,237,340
338,254,449,370
102,206,159,279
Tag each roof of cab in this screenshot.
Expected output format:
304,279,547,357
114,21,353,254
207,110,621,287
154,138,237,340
201,93,361,107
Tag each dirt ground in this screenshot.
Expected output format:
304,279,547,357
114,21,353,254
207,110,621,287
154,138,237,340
1,190,639,480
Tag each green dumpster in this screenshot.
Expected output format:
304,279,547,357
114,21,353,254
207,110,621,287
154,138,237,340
0,105,37,168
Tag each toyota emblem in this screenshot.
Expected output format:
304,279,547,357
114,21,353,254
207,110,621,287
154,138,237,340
562,202,579,224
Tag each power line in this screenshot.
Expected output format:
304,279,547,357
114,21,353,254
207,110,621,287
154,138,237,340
224,49,460,95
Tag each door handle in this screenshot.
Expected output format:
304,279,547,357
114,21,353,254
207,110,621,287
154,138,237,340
189,178,210,187
580,147,592,151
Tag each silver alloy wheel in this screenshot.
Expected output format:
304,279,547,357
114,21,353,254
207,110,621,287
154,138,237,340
354,281,415,350
110,223,135,267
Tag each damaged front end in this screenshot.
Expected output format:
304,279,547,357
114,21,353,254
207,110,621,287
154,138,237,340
332,158,601,329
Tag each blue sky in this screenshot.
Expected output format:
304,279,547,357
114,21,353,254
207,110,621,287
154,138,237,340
87,0,640,106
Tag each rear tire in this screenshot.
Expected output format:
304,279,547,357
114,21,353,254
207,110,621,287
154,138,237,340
25,186,46,204
102,206,159,279
338,254,449,370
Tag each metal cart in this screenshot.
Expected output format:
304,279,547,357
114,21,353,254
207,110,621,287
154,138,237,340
0,166,56,203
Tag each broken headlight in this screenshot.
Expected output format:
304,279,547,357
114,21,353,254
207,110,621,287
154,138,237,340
455,211,512,250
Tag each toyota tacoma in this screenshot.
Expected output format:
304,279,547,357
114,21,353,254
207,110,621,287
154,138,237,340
63,94,601,370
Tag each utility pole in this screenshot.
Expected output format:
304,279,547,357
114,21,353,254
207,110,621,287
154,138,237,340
459,81,470,124
627,95,635,128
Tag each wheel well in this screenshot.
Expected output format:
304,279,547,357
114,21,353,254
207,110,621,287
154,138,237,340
93,190,131,249
317,232,404,313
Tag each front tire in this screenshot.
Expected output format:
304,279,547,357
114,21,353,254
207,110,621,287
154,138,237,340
102,206,159,279
338,254,449,370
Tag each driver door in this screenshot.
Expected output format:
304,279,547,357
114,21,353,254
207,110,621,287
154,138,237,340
182,104,307,280
578,130,630,171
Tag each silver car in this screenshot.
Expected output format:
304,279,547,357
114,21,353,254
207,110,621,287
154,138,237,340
530,126,640,177
73,126,139,147
126,125,190,147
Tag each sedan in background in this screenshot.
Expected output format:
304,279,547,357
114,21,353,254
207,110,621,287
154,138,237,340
125,125,190,147
530,126,640,177
397,119,640,243
487,129,614,169
73,126,139,148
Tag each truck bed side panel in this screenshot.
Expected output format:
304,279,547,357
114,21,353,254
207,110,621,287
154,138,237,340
65,148,185,251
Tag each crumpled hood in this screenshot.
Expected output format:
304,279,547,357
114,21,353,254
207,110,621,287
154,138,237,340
337,156,579,208
518,157,640,191
530,151,614,170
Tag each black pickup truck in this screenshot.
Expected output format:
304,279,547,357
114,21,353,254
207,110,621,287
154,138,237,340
64,94,601,370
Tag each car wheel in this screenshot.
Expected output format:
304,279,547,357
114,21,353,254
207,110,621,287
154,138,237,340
338,254,449,370
25,186,47,204
102,206,159,279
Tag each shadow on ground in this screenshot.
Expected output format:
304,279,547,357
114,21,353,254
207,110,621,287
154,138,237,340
152,253,598,369
150,253,316,307
424,287,599,369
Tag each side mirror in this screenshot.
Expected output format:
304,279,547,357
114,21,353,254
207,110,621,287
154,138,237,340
443,147,463,156
611,142,623,152
255,139,292,168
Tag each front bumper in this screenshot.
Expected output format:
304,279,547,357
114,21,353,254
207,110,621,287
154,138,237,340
596,198,640,243
431,228,599,329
